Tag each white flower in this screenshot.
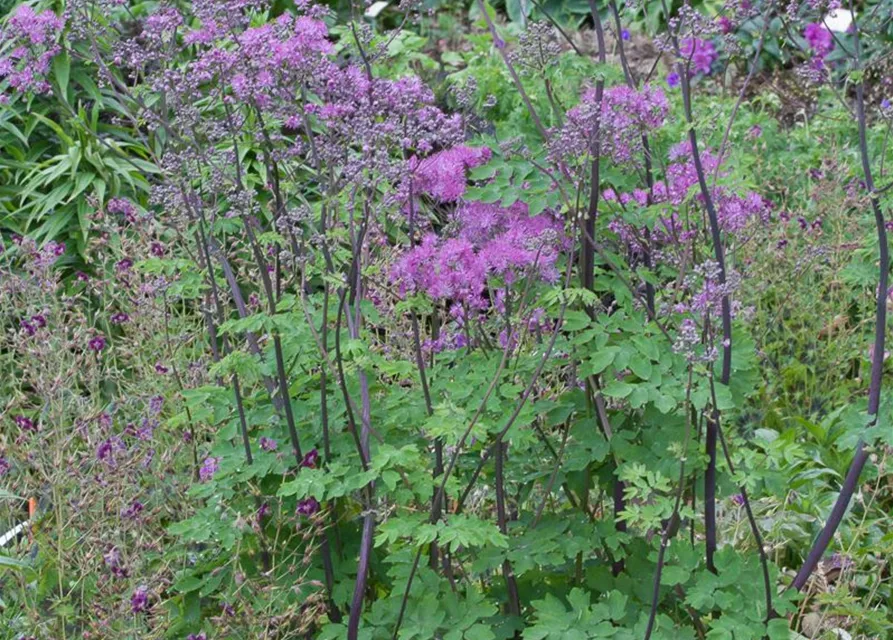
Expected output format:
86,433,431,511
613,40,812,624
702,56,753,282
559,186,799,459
824,9,855,33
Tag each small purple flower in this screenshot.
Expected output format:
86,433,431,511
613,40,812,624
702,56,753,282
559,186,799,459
121,500,144,519
14,416,35,432
256,502,271,523
731,494,746,507
89,335,106,352
0,457,9,476
221,602,235,617
748,125,762,139
667,72,680,88
199,456,219,482
130,585,150,613
296,497,320,516
115,258,133,273
883,98,891,110
301,448,319,469
186,633,207,640
97,437,125,465
621,29,630,41
148,395,164,415
154,362,169,374
30,314,46,328
259,437,278,452
20,319,36,336
149,241,165,257
104,547,128,578
110,312,130,324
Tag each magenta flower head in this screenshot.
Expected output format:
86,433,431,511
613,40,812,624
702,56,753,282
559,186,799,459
14,416,35,431
88,335,106,352
296,497,320,516
259,437,278,452
301,448,319,468
131,585,150,613
667,72,681,88
804,23,834,57
199,456,219,482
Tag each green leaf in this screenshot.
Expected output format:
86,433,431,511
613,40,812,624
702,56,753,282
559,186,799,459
602,380,633,399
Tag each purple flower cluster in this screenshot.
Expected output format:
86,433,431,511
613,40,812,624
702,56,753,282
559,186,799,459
394,201,562,308
411,145,492,202
0,5,64,96
679,38,718,75
804,23,834,57
558,84,669,164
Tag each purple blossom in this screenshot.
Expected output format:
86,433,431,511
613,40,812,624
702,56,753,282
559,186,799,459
149,241,166,257
0,457,9,476
221,602,236,617
0,6,64,94
30,314,46,328
256,502,271,523
14,416,35,432
667,72,681,88
121,500,144,519
680,38,717,75
621,29,630,41
805,23,834,57
149,395,164,415
154,362,169,374
882,99,891,111
259,437,278,452
411,145,492,202
301,448,319,468
130,586,150,613
296,497,320,516
104,547,128,578
717,16,733,34
19,319,36,336
186,633,207,640
97,437,125,466
107,198,138,223
199,456,219,482
88,335,107,352
110,312,130,324
731,494,746,506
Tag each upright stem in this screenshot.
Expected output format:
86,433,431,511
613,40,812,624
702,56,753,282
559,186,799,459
791,77,888,591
